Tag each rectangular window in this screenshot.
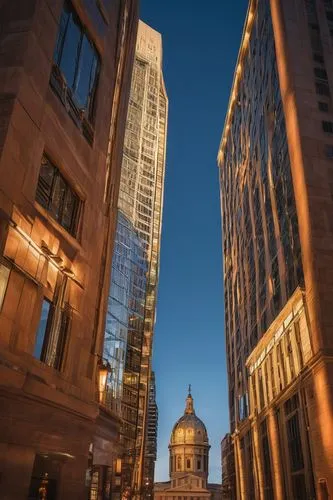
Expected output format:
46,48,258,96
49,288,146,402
52,1,100,123
260,419,274,500
318,101,329,112
33,298,71,370
36,155,80,237
0,262,10,311
322,120,333,133
314,67,328,80
316,82,330,96
326,11,333,22
282,394,310,498
33,299,51,360
287,413,304,471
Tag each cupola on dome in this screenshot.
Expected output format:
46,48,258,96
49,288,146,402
170,387,209,446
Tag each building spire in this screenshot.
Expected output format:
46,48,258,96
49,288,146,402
185,385,195,415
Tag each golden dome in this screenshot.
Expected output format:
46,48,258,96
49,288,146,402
170,388,209,445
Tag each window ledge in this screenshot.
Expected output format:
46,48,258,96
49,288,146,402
34,201,84,255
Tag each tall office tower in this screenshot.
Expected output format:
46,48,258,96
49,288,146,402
103,20,168,499
0,0,138,499
143,372,158,498
218,0,333,498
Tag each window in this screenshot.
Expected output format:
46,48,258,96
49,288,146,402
316,82,330,96
318,101,329,112
322,120,333,133
314,67,328,80
177,457,181,471
36,155,80,236
186,458,191,469
34,299,51,360
0,262,10,310
238,392,249,420
197,459,201,470
260,419,274,500
33,297,71,370
52,1,100,123
327,11,333,22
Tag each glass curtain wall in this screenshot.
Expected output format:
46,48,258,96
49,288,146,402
103,21,168,497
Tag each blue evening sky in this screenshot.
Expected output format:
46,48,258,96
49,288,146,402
140,0,248,484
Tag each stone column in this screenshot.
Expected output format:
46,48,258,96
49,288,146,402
252,420,264,500
267,409,284,500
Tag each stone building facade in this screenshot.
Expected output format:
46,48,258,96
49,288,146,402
218,0,333,498
0,0,138,498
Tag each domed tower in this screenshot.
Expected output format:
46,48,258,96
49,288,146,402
169,387,210,487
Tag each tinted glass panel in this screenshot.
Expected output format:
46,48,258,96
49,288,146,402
33,300,51,360
75,35,95,108
54,5,70,64
59,12,81,88
51,174,66,221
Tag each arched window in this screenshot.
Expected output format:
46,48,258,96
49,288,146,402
186,458,191,469
177,456,181,470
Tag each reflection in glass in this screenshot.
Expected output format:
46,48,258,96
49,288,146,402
34,299,51,360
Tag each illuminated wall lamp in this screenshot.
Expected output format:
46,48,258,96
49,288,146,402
98,357,112,403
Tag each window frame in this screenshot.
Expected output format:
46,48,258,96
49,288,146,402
51,0,101,142
322,120,333,133
35,155,81,237
33,295,72,371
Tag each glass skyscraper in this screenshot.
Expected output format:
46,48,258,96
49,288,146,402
103,20,168,498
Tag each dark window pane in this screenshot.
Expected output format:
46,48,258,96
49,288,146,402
36,158,55,209
54,4,70,64
75,35,96,108
52,1,100,126
286,413,304,471
292,474,308,500
327,11,333,22
36,155,80,237
322,120,333,133
50,174,66,222
318,101,329,112
59,12,82,88
314,67,328,80
33,300,51,360
62,187,79,233
316,82,330,96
